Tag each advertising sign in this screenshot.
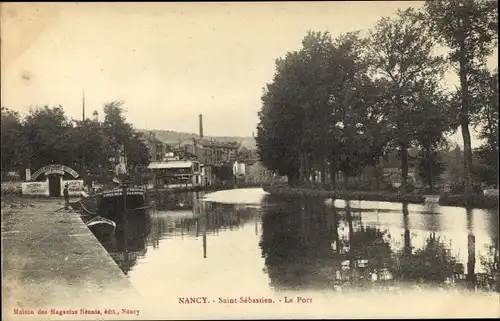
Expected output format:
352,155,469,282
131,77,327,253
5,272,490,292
21,181,49,196
61,180,85,196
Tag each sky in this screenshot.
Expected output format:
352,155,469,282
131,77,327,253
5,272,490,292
1,2,497,146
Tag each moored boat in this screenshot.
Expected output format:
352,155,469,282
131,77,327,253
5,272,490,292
86,216,116,238
98,187,148,223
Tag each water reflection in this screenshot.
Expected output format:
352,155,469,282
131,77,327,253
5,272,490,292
92,189,498,294
259,196,499,292
98,214,151,274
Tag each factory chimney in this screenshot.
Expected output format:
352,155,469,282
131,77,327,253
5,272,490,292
199,114,204,138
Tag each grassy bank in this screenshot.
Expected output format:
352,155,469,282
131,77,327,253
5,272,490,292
264,184,499,209
264,184,426,204
439,194,499,209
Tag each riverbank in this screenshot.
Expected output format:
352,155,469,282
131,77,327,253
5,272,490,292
439,194,499,209
1,195,142,320
263,185,426,204
264,185,499,209
145,182,265,194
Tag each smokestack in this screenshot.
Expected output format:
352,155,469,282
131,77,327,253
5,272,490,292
82,89,86,121
199,114,204,138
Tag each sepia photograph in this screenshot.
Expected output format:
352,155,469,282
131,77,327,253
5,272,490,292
1,1,499,319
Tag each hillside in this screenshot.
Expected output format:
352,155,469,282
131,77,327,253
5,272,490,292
138,129,257,150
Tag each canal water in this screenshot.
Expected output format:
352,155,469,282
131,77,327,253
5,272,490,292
97,188,499,318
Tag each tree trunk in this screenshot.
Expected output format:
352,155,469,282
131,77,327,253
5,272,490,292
322,161,326,187
287,170,299,187
466,208,476,289
303,152,309,184
343,172,349,190
427,148,434,193
346,202,355,273
400,146,409,194
299,152,305,184
459,39,474,199
329,162,336,190
402,203,411,256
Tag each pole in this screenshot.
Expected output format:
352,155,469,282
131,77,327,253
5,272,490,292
82,89,86,176
203,209,207,259
122,183,129,263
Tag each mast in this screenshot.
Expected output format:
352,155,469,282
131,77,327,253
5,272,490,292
82,89,86,174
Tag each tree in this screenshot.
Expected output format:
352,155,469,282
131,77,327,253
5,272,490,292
23,106,76,172
424,0,499,197
102,101,150,171
329,32,390,188
413,84,456,192
469,68,498,187
416,149,446,192
256,50,308,185
103,101,134,153
369,7,446,193
1,107,26,173
256,30,390,188
71,119,115,173
126,132,151,171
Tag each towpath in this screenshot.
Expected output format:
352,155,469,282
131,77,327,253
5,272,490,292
2,196,143,320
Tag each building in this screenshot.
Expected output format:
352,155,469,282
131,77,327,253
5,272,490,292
201,164,214,186
245,160,274,184
147,159,202,189
179,139,240,166
113,144,128,175
142,131,172,162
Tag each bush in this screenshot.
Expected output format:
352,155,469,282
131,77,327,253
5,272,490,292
448,180,482,194
439,194,499,209
264,185,425,204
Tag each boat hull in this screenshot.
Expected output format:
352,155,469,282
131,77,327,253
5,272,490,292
86,217,116,238
98,188,147,222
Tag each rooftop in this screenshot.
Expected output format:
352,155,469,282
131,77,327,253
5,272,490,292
148,160,195,169
197,139,240,149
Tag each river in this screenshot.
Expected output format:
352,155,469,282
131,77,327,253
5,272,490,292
97,188,499,318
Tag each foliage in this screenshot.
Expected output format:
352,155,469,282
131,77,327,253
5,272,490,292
424,0,499,196
102,101,150,171
368,7,447,192
393,233,457,282
1,107,27,173
416,149,446,191
469,68,499,187
71,119,115,173
22,106,76,171
256,30,391,187
256,50,305,184
0,102,150,180
126,132,151,170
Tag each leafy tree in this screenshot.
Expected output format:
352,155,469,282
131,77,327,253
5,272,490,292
297,31,336,185
369,7,446,193
469,68,498,187
256,30,390,188
1,107,27,173
126,132,151,171
102,101,150,171
103,101,134,153
23,106,76,172
413,84,456,192
256,51,307,185
329,32,390,188
424,0,499,197
71,119,115,173
416,149,446,192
